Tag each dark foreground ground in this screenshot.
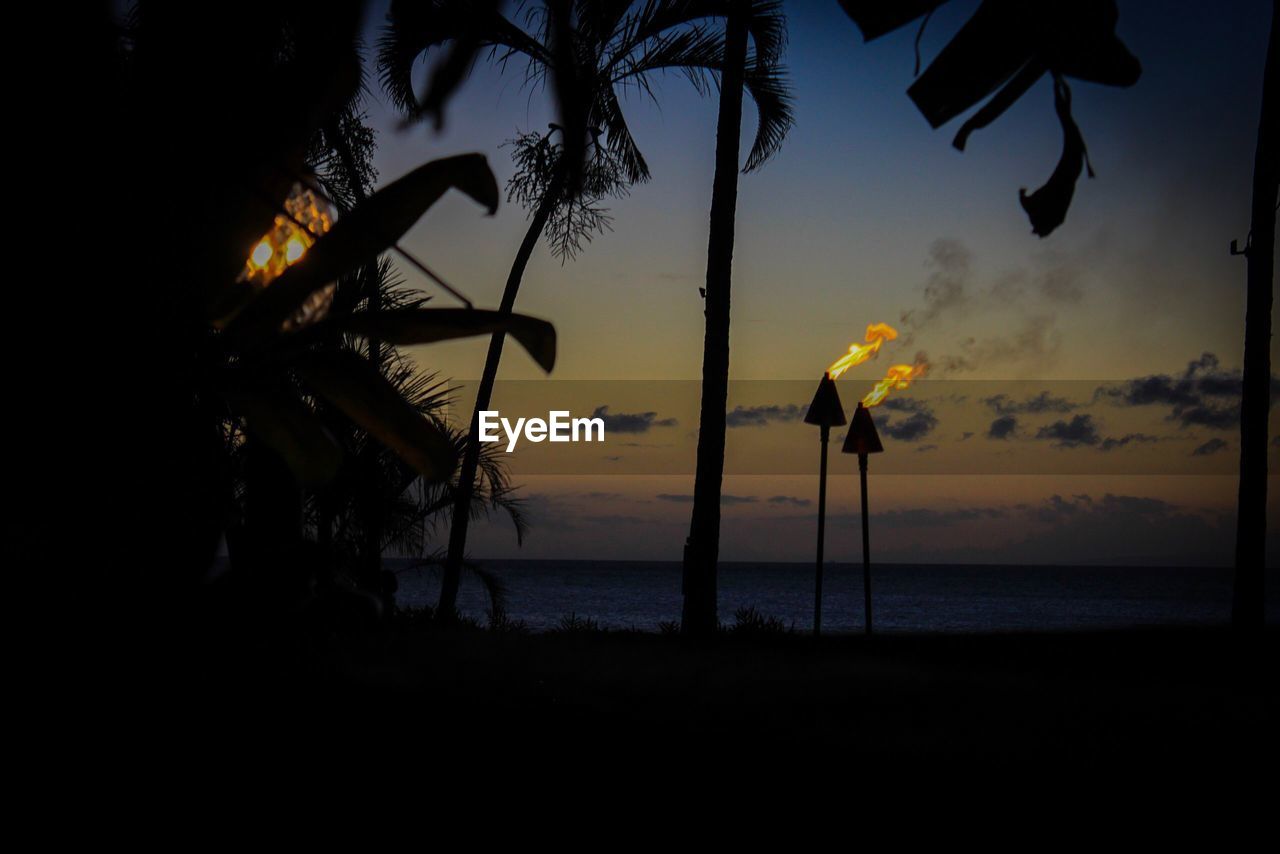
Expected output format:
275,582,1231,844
116,619,1275,777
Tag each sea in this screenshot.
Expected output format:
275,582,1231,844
391,560,1280,633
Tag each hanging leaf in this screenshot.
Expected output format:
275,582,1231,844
339,308,557,373
840,0,1139,238
224,153,500,335
294,350,458,482
1019,75,1094,237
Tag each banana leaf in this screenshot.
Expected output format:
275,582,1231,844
839,0,1140,237
339,308,557,373
223,383,343,487
294,350,458,482
837,1,949,43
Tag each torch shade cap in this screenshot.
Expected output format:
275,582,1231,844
804,374,847,427
842,402,884,454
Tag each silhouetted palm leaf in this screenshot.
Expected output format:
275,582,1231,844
295,349,458,481
224,382,343,487
378,0,793,184
338,307,557,373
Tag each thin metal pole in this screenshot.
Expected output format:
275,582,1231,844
814,425,830,636
859,452,873,635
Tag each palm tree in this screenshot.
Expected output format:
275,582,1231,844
683,0,792,636
1233,0,1277,631
379,0,792,619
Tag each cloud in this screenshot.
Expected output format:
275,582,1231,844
725,403,804,428
983,391,1076,415
1192,437,1229,456
880,398,928,413
880,411,938,441
766,495,812,507
1098,433,1159,451
873,399,939,442
1031,493,1175,523
1095,352,1243,430
959,493,1232,566
873,506,1008,528
591,405,677,434
581,514,650,525
655,493,757,505
1036,414,1101,448
987,415,1019,439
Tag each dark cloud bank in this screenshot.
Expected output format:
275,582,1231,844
591,405,677,434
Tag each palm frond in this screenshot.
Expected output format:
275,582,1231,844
741,48,794,171
377,0,553,123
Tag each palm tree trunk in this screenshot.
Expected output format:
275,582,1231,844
437,171,565,618
1233,0,1278,631
682,6,749,637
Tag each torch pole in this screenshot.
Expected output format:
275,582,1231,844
859,452,873,635
814,424,830,636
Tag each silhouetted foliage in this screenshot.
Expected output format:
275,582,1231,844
382,0,791,618
88,1,555,626
488,606,531,634
553,612,604,634
505,128,630,261
726,606,791,636
839,0,1141,237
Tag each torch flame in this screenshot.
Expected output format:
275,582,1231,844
861,361,928,408
827,322,898,380
240,184,334,286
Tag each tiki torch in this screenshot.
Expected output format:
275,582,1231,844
804,373,846,637
842,402,884,635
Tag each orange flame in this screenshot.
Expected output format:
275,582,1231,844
861,362,928,408
827,322,898,380
240,184,334,288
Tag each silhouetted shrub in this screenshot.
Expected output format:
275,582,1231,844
551,613,603,635
488,607,530,634
726,606,791,637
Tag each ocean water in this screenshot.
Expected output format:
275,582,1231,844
392,560,1280,633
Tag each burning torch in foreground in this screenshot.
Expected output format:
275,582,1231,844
809,323,926,635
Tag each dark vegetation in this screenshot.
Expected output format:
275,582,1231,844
153,615,1272,772
57,0,1275,771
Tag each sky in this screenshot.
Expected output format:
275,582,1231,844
355,0,1277,565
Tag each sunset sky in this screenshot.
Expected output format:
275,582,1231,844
359,0,1277,565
